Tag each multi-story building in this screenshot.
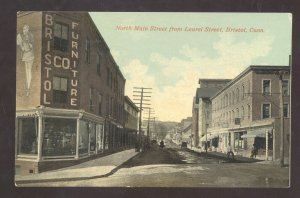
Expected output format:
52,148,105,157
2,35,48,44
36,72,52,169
191,79,231,148
124,96,139,148
207,65,290,162
15,11,130,175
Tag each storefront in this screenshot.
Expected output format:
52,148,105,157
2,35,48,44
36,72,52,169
15,107,105,175
241,126,273,160
200,133,219,151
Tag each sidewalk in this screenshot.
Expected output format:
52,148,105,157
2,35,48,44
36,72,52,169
15,149,138,185
187,146,263,163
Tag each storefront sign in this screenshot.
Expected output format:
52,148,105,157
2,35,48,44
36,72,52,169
42,13,79,107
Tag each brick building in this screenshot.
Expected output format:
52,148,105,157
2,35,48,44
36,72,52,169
124,96,139,148
207,65,290,162
15,12,133,175
191,79,231,147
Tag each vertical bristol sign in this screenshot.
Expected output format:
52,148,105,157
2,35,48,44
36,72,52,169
42,13,79,107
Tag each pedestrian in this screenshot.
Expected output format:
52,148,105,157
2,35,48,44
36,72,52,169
250,144,258,158
160,140,164,148
227,146,234,160
135,141,140,152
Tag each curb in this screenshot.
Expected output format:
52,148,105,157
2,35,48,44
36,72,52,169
15,151,139,185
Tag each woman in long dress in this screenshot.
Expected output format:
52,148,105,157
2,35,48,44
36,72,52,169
17,24,34,96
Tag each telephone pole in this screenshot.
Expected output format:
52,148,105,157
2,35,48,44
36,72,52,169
132,87,152,140
143,108,155,138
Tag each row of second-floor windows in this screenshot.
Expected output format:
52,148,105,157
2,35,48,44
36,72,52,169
53,22,91,64
262,79,289,96
88,88,124,120
125,104,138,117
213,79,289,112
52,22,104,77
106,67,124,99
105,95,123,119
212,105,251,127
261,103,289,119
213,81,251,111
212,103,289,127
52,22,123,98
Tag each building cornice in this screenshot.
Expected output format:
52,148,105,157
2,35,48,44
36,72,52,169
210,65,290,100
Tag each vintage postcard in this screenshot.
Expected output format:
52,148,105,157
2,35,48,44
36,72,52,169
14,11,291,188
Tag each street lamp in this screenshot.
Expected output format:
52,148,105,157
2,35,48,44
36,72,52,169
276,69,289,167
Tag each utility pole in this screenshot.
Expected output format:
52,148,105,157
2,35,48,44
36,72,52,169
279,72,284,167
153,117,158,140
132,87,152,140
143,108,155,138
277,68,290,167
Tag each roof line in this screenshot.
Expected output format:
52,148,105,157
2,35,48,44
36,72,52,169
210,65,290,99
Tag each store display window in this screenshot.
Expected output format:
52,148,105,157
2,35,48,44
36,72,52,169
90,122,96,152
79,120,89,154
96,124,104,152
42,118,76,156
17,117,38,155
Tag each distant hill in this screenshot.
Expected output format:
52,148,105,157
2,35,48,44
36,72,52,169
155,121,179,139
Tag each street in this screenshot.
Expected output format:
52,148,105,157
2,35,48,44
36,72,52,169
18,141,289,187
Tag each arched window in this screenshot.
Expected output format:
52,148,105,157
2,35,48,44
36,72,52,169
241,106,244,120
236,88,240,102
248,81,251,97
248,104,251,119
232,91,235,104
242,85,245,99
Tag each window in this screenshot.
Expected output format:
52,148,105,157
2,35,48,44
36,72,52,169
53,76,68,104
85,38,90,63
110,71,113,89
107,68,110,86
262,104,271,119
283,104,289,118
236,88,239,102
89,122,96,152
262,80,271,95
89,88,93,112
18,117,38,155
43,118,76,156
282,80,289,96
241,106,244,120
98,94,102,116
54,23,68,52
106,95,109,116
242,85,245,99
248,104,251,119
79,120,89,154
232,91,235,104
97,54,101,76
234,132,246,149
248,81,251,97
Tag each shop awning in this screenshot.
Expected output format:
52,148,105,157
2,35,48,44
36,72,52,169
200,134,219,141
241,127,273,139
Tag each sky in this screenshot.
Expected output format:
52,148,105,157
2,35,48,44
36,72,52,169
90,12,292,122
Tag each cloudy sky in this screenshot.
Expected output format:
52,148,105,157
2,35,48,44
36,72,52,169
90,12,292,122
